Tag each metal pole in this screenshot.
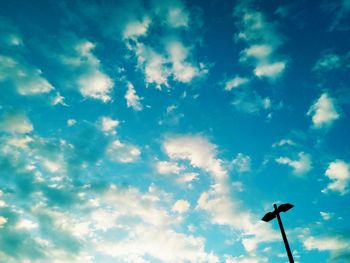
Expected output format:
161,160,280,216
274,204,294,263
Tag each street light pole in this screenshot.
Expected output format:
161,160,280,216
262,203,295,263
273,204,294,263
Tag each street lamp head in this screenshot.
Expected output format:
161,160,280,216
278,203,294,213
261,211,277,222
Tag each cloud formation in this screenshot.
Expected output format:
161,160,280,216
307,93,340,128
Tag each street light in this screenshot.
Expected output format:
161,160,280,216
262,203,295,263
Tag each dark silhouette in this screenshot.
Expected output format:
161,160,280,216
262,203,295,263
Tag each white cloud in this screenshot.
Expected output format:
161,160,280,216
304,236,349,251
67,119,76,126
78,69,114,103
272,139,295,147
225,254,267,263
16,219,38,230
323,160,350,195
307,93,340,128
176,172,199,184
275,152,312,175
156,161,184,174
320,211,333,220
172,199,190,213
254,62,286,78
163,134,278,252
125,82,143,111
134,43,170,88
231,89,272,114
75,185,218,262
225,76,249,91
0,216,7,228
0,112,33,134
107,140,141,163
60,40,114,102
313,53,341,71
100,116,119,133
166,40,199,83
0,55,54,95
234,5,286,79
231,153,251,173
123,17,150,39
152,0,190,28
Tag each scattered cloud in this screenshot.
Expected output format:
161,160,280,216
172,199,190,213
313,53,341,71
156,160,184,174
231,153,251,173
59,40,114,102
0,112,33,134
320,211,333,221
107,139,141,163
0,55,54,96
307,93,340,128
125,82,143,111
231,89,272,114
0,16,23,47
100,116,119,134
224,76,250,91
234,3,287,79
323,160,350,195
163,134,278,252
275,152,312,175
123,17,150,39
225,254,267,263
304,235,350,251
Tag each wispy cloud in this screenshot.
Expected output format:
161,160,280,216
0,55,54,96
0,112,33,134
234,3,287,79
163,134,278,252
275,152,312,175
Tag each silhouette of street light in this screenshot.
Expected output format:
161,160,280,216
262,203,295,263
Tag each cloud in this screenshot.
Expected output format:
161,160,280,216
304,236,350,251
0,55,54,96
123,17,151,39
234,4,286,79
125,82,143,111
0,16,23,47
275,152,312,175
231,88,272,114
326,0,350,31
313,53,341,71
151,0,190,28
0,112,33,134
58,39,114,102
307,93,340,128
100,116,119,133
107,139,141,163
163,134,278,252
156,161,184,174
231,153,251,173
323,160,350,195
320,211,333,221
225,254,267,263
133,42,170,88
254,62,286,78
172,199,190,213
224,76,250,91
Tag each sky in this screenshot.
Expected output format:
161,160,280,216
0,0,350,262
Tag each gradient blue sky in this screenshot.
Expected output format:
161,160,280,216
0,0,350,262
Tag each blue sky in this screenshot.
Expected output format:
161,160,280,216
0,0,350,262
